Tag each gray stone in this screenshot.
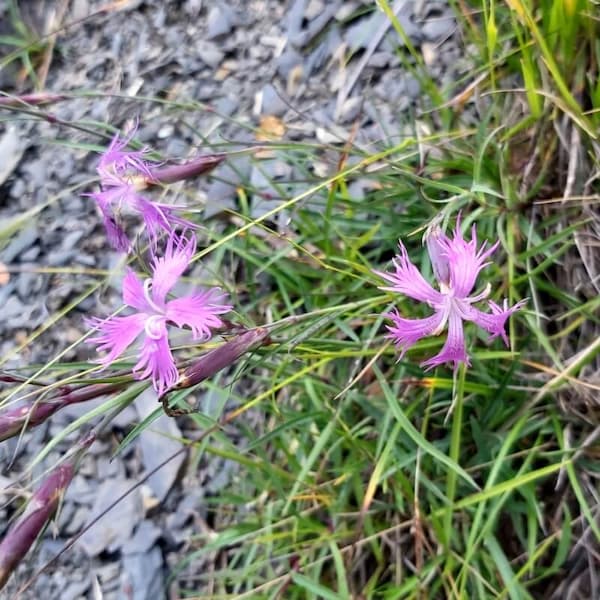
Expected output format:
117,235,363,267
110,403,139,430
337,96,363,124
96,455,126,480
306,25,342,74
1,225,39,263
204,156,252,217
260,83,288,116
123,520,162,555
16,271,43,299
121,546,165,600
368,51,394,68
2,295,25,320
0,126,26,186
422,13,456,41
78,478,143,556
166,488,206,530
64,475,97,506
135,387,185,503
276,46,303,80
165,137,187,156
95,562,121,591
306,0,326,20
62,506,90,536
62,578,92,600
289,0,342,48
374,73,410,106
206,6,237,40
405,76,421,99
0,280,15,308
215,95,240,116
345,5,419,52
197,40,225,68
22,157,47,188
285,0,309,39
10,178,26,198
46,248,76,266
62,229,85,249
335,0,361,21
77,453,97,478
19,245,40,261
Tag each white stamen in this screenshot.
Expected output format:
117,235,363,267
144,314,165,340
143,278,165,314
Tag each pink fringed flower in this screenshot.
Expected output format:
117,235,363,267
375,216,526,370
91,129,192,251
87,232,232,395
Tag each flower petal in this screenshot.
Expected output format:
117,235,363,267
375,242,445,305
150,232,196,304
134,196,173,238
122,269,151,311
461,298,526,345
443,219,499,298
102,212,130,252
88,190,131,251
86,314,146,366
133,319,178,396
166,288,232,340
98,129,156,184
385,307,448,358
421,311,470,370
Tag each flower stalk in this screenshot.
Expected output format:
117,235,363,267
0,92,67,107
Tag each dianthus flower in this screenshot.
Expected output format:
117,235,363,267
87,232,232,395
375,216,525,369
91,129,192,251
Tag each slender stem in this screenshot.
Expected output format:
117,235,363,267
443,363,467,584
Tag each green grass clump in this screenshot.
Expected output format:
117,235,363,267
1,1,599,598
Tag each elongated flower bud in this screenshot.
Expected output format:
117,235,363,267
0,433,94,590
174,328,271,391
148,153,226,184
0,382,124,442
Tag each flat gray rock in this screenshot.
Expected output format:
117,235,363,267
0,126,26,186
135,387,185,504
260,83,288,116
121,546,165,600
206,5,238,39
123,520,163,555
1,225,39,263
78,478,143,557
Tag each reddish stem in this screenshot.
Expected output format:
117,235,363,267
0,93,67,107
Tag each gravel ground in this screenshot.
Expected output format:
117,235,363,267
0,1,469,598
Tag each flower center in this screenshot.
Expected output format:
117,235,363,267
144,314,165,340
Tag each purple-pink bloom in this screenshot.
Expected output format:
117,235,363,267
375,216,526,370
91,128,193,251
86,232,232,395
